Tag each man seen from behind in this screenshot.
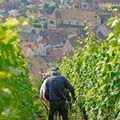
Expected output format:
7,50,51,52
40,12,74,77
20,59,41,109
44,67,76,120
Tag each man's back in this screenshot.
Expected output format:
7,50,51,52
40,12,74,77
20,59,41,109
44,68,75,120
45,75,75,102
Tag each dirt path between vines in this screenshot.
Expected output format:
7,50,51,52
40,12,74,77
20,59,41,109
37,116,42,120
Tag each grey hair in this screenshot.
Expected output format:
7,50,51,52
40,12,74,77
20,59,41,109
51,68,61,76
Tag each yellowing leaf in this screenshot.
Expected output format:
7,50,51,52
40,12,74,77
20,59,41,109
22,21,29,26
107,32,114,40
111,19,119,28
5,18,19,27
100,84,106,90
0,71,12,79
1,29,17,45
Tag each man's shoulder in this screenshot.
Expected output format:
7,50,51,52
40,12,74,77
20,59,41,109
57,75,67,81
44,75,67,81
59,75,66,79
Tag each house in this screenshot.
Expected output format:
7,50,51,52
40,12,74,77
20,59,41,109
21,39,49,57
73,0,98,10
0,2,4,9
81,0,94,10
36,43,47,56
21,41,49,78
99,0,120,9
96,24,111,40
43,29,68,48
20,32,39,42
8,10,19,17
48,8,101,29
29,56,49,78
48,10,62,29
21,41,36,57
21,44,35,57
59,0,70,5
73,0,82,9
40,0,55,6
49,48,65,61
1,1,13,10
93,0,100,8
27,0,41,4
64,35,80,52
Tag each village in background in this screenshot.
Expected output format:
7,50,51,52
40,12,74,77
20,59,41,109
0,0,120,79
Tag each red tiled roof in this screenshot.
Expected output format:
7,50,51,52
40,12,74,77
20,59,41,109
93,0,100,3
21,40,47,53
29,56,49,79
22,46,30,57
32,56,47,68
0,3,4,9
35,39,47,47
68,35,80,47
46,29,68,46
30,44,38,52
49,48,64,60
73,0,82,4
21,41,32,47
21,41,38,53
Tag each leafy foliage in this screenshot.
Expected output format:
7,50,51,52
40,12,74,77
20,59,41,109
31,20,48,28
61,18,120,119
43,4,55,14
0,18,35,119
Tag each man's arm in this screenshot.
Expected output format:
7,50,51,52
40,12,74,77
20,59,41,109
64,77,76,99
44,79,49,101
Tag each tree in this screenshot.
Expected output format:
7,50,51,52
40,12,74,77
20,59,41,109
43,4,55,14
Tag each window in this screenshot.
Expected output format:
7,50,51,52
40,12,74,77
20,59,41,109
62,20,64,24
76,22,78,25
50,21,54,24
69,21,71,24
83,4,87,8
90,4,93,8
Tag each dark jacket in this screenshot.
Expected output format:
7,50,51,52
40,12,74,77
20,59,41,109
44,75,75,102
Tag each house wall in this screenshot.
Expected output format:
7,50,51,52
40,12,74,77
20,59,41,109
48,18,61,29
45,44,53,54
64,40,74,52
62,18,100,28
48,10,101,29
37,45,47,56
89,19,101,28
62,19,84,26
96,26,109,37
27,48,35,57
53,42,64,48
56,18,62,25
81,2,94,10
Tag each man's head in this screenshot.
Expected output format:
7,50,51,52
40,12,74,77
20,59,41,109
51,67,61,76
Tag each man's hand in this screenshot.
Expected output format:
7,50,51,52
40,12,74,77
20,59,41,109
73,96,77,100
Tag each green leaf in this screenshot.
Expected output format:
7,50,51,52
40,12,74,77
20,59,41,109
5,18,19,27
0,71,12,79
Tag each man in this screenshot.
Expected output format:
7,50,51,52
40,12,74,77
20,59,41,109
44,67,76,120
